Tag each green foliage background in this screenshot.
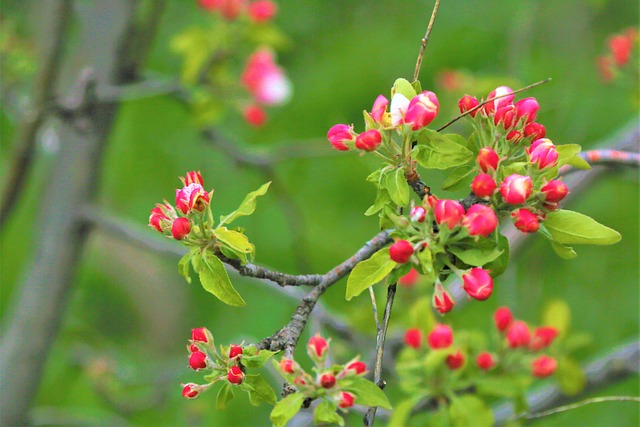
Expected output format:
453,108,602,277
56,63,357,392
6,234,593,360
1,0,638,425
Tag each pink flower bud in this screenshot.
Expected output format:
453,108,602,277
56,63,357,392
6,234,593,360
507,130,522,143
428,324,453,349
355,129,382,151
279,358,296,374
181,383,203,399
512,208,540,233
176,183,210,214
389,240,414,263
609,34,633,66
229,344,243,359
494,105,517,129
404,91,439,130
541,180,569,203
308,334,328,360
514,97,540,124
319,373,336,389
344,361,367,375
446,350,464,370
434,199,465,230
506,320,531,348
248,0,277,23
241,48,291,105
243,104,267,127
476,147,499,172
149,207,169,232
338,391,355,409
493,307,513,332
399,268,420,287
458,95,480,117
463,204,498,237
471,173,497,198
371,95,389,123
189,351,208,370
433,283,455,314
462,268,494,301
228,365,245,384
500,174,533,205
531,355,557,378
523,122,546,140
476,352,495,370
483,86,514,115
327,124,354,151
410,206,426,223
404,328,422,349
171,217,192,240
528,138,558,169
191,327,211,343
198,0,223,11
530,327,559,351
183,171,204,186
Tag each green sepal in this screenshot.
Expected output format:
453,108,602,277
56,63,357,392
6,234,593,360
412,129,473,170
216,382,235,410
543,209,621,245
196,249,246,306
339,376,392,409
346,248,397,301
314,400,344,426
242,374,277,406
270,393,306,427
218,181,271,227
241,349,278,369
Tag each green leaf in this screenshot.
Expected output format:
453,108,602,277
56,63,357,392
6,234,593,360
314,400,344,426
549,240,577,259
243,374,277,406
423,349,450,372
241,349,278,369
543,209,621,245
449,395,493,427
415,247,435,283
556,144,582,167
442,166,475,191
386,167,411,206
218,181,271,227
178,250,195,284
484,232,510,278
393,78,417,100
341,377,392,409
542,299,571,335
412,129,473,170
214,227,254,254
449,239,503,267
411,80,423,95
216,382,235,410
566,155,591,170
475,375,532,398
198,250,246,306
556,357,586,395
270,393,306,427
388,396,422,427
346,248,397,301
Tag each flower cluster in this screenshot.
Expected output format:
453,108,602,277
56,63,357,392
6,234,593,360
596,27,638,83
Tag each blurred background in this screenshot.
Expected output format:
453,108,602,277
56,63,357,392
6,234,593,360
1,0,638,425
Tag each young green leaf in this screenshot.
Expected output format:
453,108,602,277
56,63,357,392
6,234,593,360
388,396,422,427
449,395,494,427
243,374,277,406
386,167,411,206
442,166,475,191
393,78,418,100
178,250,194,284
218,181,271,227
543,209,621,245
542,299,571,336
448,243,503,267
346,248,397,301
412,129,473,170
270,393,306,427
241,349,278,369
340,376,392,409
198,250,246,306
483,232,510,277
314,400,344,426
556,357,586,396
216,382,235,410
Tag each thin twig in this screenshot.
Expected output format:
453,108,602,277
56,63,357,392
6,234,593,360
369,287,381,330
413,0,441,82
516,396,640,421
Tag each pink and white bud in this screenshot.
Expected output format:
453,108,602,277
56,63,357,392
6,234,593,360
427,324,453,349
319,372,336,389
484,86,514,115
434,199,465,230
500,174,533,205
531,355,557,378
390,93,410,126
404,328,422,349
338,391,355,409
494,105,517,129
175,183,211,214
370,95,389,123
476,352,495,370
530,327,559,351
462,204,498,237
446,350,465,370
191,327,212,343
433,283,455,314
188,351,208,370
476,147,499,172
514,97,540,124
506,320,531,348
523,122,546,140
228,365,245,384
458,95,480,117
229,344,243,359
471,173,497,198
410,206,426,223
181,383,205,399
308,334,328,361
389,240,414,264
171,217,192,240
462,268,494,301
541,180,569,203
404,91,439,130
248,0,277,23
512,208,540,233
243,104,267,127
528,138,558,169
399,268,420,287
355,129,382,151
327,124,354,151
241,48,291,106
493,307,513,332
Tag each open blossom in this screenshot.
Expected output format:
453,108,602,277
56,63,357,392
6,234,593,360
483,86,514,115
241,48,291,106
500,174,532,205
370,95,389,123
404,91,439,130
462,204,498,237
390,93,410,126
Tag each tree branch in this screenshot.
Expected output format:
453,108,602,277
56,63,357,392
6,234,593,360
412,0,441,82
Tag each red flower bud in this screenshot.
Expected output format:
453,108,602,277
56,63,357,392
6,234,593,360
434,199,465,230
198,0,223,11
512,208,540,233
463,204,498,237
319,373,336,389
229,344,243,359
494,105,517,129
609,34,633,66
458,95,480,117
531,355,557,378
506,320,531,348
541,180,569,203
433,283,455,314
248,0,277,23
523,122,546,140
476,147,499,172
149,207,169,232
530,327,559,351
171,217,192,240
493,307,513,332
191,327,211,343
345,361,367,375
228,365,245,384
327,124,353,151
189,343,200,353
370,95,389,123
428,324,453,349
462,268,494,301
279,358,295,374
446,350,464,370
189,351,208,370
471,173,497,198
410,206,426,223
219,0,245,20
500,174,533,205
404,91,439,130
389,240,414,264
399,268,420,287
404,328,422,349
507,130,522,143
181,383,203,399
308,334,328,361
528,138,558,169
243,104,267,127
355,129,382,151
476,352,495,370
338,391,355,409
514,97,540,124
